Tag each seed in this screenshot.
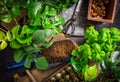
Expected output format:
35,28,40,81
56,73,62,79
74,77,79,82
96,15,101,18
92,4,96,9
50,77,56,82
70,72,75,77
91,12,98,17
99,2,104,6
65,75,70,80
101,6,106,10
61,70,66,75
66,66,72,72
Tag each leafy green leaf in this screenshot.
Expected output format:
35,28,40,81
10,40,21,49
28,2,42,19
13,49,24,62
21,25,36,35
111,51,120,63
0,7,6,13
30,18,41,26
43,18,52,29
35,57,49,70
43,23,52,29
24,55,33,68
48,8,56,16
24,44,41,53
10,4,20,17
0,14,12,23
43,5,49,15
71,49,78,56
85,26,99,42
71,57,82,71
65,0,70,4
41,42,53,48
6,31,13,41
16,36,32,44
11,25,20,38
60,18,65,25
92,43,101,53
84,64,97,81
54,15,61,22
0,40,7,50
32,29,55,44
99,28,111,42
0,31,5,40
52,27,61,34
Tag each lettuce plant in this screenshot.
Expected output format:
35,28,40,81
71,26,120,81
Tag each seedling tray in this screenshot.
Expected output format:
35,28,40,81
43,62,84,82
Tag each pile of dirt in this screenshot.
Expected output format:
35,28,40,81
39,40,76,63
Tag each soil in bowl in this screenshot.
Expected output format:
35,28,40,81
39,40,76,63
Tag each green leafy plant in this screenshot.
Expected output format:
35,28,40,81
99,51,120,81
71,26,120,81
11,27,55,70
71,44,98,81
0,0,78,70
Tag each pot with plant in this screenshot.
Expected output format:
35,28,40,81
71,26,120,81
0,0,78,70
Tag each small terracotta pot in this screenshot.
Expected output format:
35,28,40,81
87,0,118,23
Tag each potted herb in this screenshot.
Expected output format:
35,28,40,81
71,26,120,81
0,0,78,70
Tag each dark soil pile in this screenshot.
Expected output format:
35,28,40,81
40,40,76,63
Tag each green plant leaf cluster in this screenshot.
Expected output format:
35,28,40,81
71,44,98,81
7,25,36,49
85,26,120,61
0,0,78,70
0,0,77,28
71,26,120,81
13,28,55,70
0,0,20,23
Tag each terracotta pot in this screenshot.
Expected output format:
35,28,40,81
87,0,118,23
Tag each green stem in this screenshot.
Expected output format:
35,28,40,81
0,28,7,33
14,18,19,25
